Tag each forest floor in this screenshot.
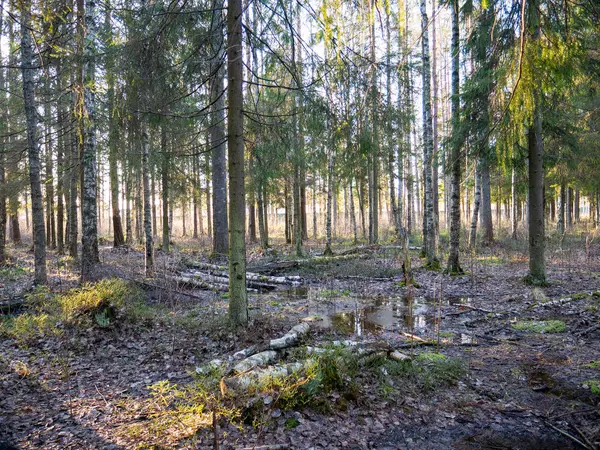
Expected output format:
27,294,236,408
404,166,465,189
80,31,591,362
1,232,600,449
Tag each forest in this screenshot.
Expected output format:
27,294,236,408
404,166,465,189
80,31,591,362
0,0,599,448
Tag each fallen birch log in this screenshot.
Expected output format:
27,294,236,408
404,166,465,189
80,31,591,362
169,275,229,292
222,362,305,394
269,323,310,350
234,350,279,373
181,271,277,291
187,261,302,285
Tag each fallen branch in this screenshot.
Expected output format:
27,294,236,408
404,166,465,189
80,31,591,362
243,445,291,450
544,421,592,450
576,323,600,337
401,332,431,343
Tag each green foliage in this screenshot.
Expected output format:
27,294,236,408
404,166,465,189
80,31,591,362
512,319,566,333
0,266,31,281
0,279,149,344
583,379,600,395
382,352,466,392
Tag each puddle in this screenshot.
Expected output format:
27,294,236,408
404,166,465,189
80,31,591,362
278,287,473,338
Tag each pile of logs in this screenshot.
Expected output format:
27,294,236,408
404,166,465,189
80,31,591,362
170,262,302,293
194,322,413,395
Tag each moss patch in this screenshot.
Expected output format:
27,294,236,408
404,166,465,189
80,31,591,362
512,319,566,333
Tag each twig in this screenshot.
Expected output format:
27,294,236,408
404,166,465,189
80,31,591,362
213,410,219,450
461,304,495,314
550,407,600,420
544,421,592,449
571,421,597,450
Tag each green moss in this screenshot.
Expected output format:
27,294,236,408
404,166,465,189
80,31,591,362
512,319,566,333
583,379,600,395
1,279,149,344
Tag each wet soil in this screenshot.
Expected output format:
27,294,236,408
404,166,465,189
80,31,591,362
1,240,599,449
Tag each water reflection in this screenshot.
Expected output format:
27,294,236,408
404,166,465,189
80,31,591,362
282,287,471,336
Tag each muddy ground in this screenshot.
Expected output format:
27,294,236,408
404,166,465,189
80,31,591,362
1,237,599,449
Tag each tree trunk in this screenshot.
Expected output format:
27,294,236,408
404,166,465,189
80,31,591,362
469,164,481,248
205,151,212,239
210,0,229,256
142,118,153,277
566,187,572,230
350,178,358,245
368,0,378,245
480,162,493,244
81,0,100,280
21,3,47,284
0,0,6,264
431,0,440,237
574,189,580,223
161,126,169,252
193,155,199,238
56,60,66,254
324,144,334,256
385,9,399,240
44,93,56,250
557,184,565,234
511,163,517,239
527,0,546,284
106,6,124,248
446,0,462,273
227,0,248,327
420,0,438,268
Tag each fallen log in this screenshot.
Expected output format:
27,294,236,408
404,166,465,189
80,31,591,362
182,270,279,291
248,260,300,274
269,323,310,350
222,362,305,394
234,350,279,373
187,262,301,285
169,275,228,292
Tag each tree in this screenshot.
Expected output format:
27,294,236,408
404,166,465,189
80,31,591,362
446,0,463,274
20,0,46,285
210,0,229,256
227,0,248,327
420,0,439,269
81,0,100,280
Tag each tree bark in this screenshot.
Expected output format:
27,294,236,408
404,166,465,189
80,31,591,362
469,164,481,248
447,0,462,273
557,183,565,234
81,0,100,280
527,0,546,283
161,126,169,252
324,139,334,256
227,0,248,326
142,118,153,277
106,6,124,248
21,3,47,284
0,0,5,264
420,0,438,268
210,0,229,256
480,162,493,244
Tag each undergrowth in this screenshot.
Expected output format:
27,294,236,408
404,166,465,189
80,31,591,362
0,279,151,345
122,349,465,448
